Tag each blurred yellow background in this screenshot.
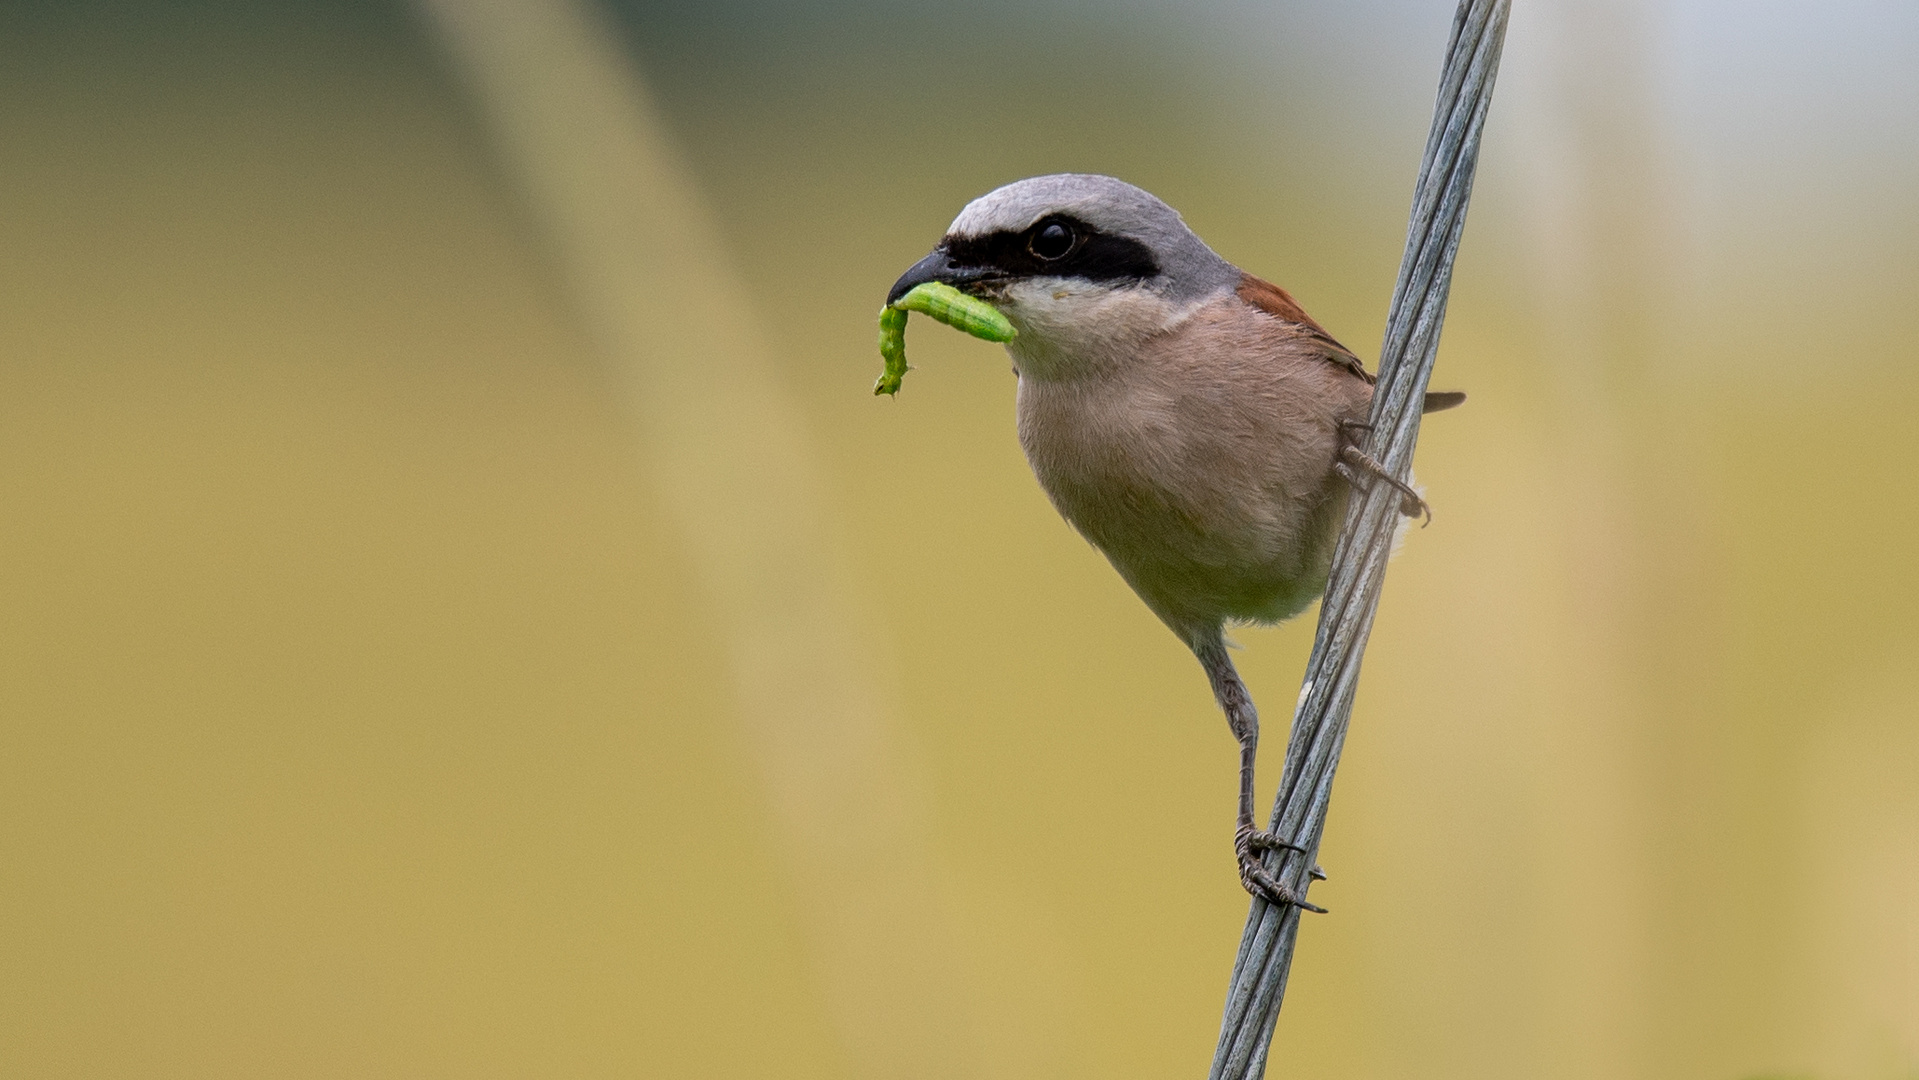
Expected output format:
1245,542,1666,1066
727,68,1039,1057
2,1,1915,1078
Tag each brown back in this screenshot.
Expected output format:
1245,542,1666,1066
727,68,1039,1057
1234,273,1371,384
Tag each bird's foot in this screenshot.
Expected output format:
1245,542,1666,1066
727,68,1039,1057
1334,430,1431,525
1235,826,1328,913
1246,827,1326,880
1240,827,1303,854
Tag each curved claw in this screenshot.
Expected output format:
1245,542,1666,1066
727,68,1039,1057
1239,856,1328,914
1242,829,1306,854
1337,447,1431,524
1235,829,1328,913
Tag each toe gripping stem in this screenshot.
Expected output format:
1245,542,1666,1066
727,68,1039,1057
1202,636,1329,914
1237,825,1330,913
1337,419,1431,526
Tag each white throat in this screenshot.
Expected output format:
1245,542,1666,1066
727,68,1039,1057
1000,279,1216,382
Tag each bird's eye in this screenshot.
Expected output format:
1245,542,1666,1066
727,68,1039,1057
1028,221,1074,260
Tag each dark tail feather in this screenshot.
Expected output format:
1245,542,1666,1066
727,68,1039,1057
1422,390,1466,413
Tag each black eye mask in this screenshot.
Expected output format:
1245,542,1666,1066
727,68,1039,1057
939,214,1161,286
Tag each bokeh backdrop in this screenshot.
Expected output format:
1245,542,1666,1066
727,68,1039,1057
2,0,1916,1078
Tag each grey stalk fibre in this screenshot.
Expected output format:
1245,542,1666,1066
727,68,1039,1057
1207,1,1512,1077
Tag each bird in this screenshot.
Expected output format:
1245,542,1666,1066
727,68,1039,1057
885,174,1462,911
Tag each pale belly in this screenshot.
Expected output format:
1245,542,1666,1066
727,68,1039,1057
1014,376,1347,642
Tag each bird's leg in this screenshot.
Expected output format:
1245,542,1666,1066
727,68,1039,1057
1194,636,1327,913
1335,419,1431,525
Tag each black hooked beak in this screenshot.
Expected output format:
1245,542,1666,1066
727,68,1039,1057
886,248,998,306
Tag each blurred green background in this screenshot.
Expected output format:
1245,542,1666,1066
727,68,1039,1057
2,0,1915,1077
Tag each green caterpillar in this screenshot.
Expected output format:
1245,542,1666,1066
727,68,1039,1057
874,282,1017,396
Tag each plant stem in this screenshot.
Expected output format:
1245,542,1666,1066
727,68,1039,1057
1207,2,1512,1076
